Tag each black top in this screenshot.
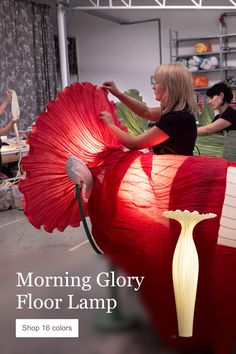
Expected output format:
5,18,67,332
153,110,197,155
213,106,236,131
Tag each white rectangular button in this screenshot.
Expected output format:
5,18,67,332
15,319,79,338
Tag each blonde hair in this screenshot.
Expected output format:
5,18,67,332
154,63,196,115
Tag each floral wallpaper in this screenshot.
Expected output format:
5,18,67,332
0,0,57,131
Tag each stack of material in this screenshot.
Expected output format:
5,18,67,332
223,131,236,162
194,134,224,157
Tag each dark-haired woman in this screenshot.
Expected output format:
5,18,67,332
197,82,236,135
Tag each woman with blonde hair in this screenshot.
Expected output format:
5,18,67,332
101,63,197,155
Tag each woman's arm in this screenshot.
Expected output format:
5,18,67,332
0,90,12,115
102,81,161,122
197,118,231,135
0,117,18,136
100,111,169,150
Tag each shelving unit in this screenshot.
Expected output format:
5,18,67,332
170,14,236,160
169,12,236,103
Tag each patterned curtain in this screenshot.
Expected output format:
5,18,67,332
0,0,57,130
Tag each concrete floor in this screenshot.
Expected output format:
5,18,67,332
0,208,177,354
0,208,90,256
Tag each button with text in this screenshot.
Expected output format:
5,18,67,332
15,319,79,338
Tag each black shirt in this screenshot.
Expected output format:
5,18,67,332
213,106,236,131
153,110,197,155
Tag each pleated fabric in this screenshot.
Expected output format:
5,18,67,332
19,82,124,231
19,82,236,353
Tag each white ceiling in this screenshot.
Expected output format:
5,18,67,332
38,0,236,9
36,0,236,25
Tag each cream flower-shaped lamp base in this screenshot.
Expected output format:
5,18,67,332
163,210,216,337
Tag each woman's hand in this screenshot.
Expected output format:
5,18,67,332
101,81,120,97
100,111,114,126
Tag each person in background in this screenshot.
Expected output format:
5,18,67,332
197,82,236,135
0,90,18,170
100,63,197,156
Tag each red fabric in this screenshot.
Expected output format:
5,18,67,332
19,83,124,231
90,153,236,353
19,83,236,353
